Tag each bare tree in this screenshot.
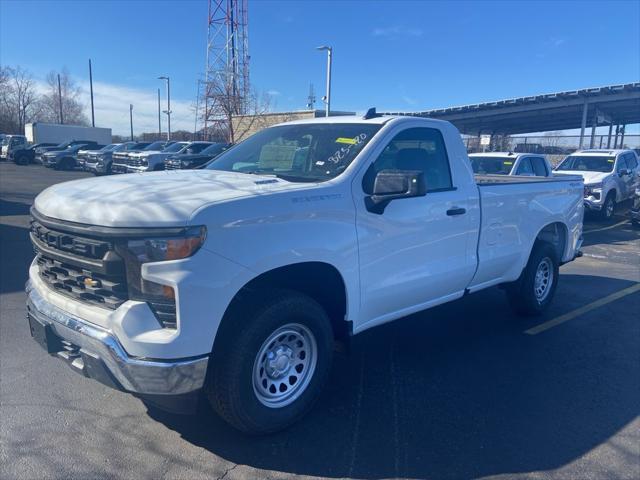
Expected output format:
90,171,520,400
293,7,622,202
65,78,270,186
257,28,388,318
39,68,89,126
0,66,40,133
202,71,272,143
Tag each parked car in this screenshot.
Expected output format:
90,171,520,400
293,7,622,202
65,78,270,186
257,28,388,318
26,114,584,434
0,134,28,160
35,140,97,163
77,144,114,170
84,142,133,175
111,141,167,174
164,142,230,170
126,141,209,172
630,185,640,227
9,142,58,165
41,142,100,170
555,149,640,220
468,152,553,177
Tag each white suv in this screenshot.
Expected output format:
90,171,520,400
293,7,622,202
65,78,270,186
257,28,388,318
469,152,553,177
555,149,640,220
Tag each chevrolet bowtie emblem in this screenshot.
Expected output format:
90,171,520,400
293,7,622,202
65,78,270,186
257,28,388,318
84,278,100,288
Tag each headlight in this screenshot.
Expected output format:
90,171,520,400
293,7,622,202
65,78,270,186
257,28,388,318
115,226,206,327
182,160,192,167
125,226,207,263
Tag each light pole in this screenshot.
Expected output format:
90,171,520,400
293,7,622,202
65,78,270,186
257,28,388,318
129,104,134,141
158,76,171,141
157,88,162,139
316,46,332,117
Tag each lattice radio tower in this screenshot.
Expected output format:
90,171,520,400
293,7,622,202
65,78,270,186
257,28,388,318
203,0,249,139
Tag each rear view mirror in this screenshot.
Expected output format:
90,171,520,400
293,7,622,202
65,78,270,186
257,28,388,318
365,169,426,214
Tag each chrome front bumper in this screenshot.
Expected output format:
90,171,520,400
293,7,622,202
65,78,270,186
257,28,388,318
26,280,208,396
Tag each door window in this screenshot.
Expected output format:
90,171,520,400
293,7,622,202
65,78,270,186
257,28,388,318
515,157,534,175
367,127,453,192
531,157,548,176
616,156,629,173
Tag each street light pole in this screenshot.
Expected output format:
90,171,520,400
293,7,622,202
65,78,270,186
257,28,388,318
57,74,64,124
316,46,332,117
89,59,95,127
158,76,171,141
129,104,134,141
157,88,162,138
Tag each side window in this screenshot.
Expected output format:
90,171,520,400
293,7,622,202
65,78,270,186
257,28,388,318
625,153,637,169
369,127,453,191
531,157,548,176
515,157,534,175
616,156,628,172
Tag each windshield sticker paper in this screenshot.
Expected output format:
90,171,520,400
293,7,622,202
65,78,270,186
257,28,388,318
335,137,358,145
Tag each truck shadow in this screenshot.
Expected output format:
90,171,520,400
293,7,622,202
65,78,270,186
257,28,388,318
148,274,640,479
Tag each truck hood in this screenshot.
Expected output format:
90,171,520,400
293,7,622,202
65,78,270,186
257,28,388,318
555,170,610,185
34,170,310,227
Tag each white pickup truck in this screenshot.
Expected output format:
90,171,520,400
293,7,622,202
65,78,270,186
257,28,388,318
26,114,584,434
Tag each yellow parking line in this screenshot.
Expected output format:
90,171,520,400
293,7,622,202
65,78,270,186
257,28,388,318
525,283,640,335
583,219,629,234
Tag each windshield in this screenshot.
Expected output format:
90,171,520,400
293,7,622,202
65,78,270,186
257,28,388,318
556,155,615,173
201,143,227,155
163,142,187,153
206,124,381,182
470,156,515,175
144,141,167,151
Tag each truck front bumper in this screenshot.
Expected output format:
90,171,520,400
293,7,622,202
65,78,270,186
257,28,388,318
26,280,209,397
584,197,604,211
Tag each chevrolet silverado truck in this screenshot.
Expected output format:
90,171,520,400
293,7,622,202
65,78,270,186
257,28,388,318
555,149,640,220
111,141,168,174
469,152,553,177
26,113,584,434
125,141,211,173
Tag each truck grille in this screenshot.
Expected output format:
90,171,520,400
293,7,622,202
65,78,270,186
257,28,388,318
128,157,146,167
164,160,182,170
30,219,128,309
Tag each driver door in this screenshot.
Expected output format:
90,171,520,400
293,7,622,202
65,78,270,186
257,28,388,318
354,126,477,330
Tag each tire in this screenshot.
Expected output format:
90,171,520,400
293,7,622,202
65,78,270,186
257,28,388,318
506,242,559,316
56,157,74,171
600,192,616,221
15,154,29,166
206,289,333,435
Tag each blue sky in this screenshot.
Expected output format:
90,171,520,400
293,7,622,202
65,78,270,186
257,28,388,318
1,0,639,135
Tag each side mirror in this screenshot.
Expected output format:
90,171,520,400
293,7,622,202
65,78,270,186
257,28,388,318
365,169,426,214
619,168,630,177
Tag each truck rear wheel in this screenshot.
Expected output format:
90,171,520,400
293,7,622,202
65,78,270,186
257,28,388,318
206,289,333,434
506,242,559,316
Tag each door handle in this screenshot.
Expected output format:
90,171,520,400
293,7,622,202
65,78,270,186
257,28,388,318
446,207,466,216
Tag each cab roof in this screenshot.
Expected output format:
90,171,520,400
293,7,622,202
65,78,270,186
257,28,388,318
571,149,630,156
468,151,544,158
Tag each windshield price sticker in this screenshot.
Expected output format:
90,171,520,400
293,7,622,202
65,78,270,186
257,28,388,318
335,137,358,145
325,133,368,165
504,161,513,165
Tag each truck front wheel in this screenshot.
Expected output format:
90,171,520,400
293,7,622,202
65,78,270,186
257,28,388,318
506,242,559,316
600,193,615,221
206,289,333,434
15,154,29,165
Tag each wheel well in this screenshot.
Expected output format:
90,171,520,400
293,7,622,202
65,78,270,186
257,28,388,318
220,262,349,341
535,222,567,262
606,189,616,200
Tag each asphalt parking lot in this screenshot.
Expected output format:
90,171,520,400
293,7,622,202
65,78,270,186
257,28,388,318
1,162,638,480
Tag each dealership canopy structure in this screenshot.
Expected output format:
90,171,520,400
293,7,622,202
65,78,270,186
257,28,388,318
386,83,640,148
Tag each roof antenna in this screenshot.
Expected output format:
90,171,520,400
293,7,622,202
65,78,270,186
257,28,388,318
363,107,381,120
